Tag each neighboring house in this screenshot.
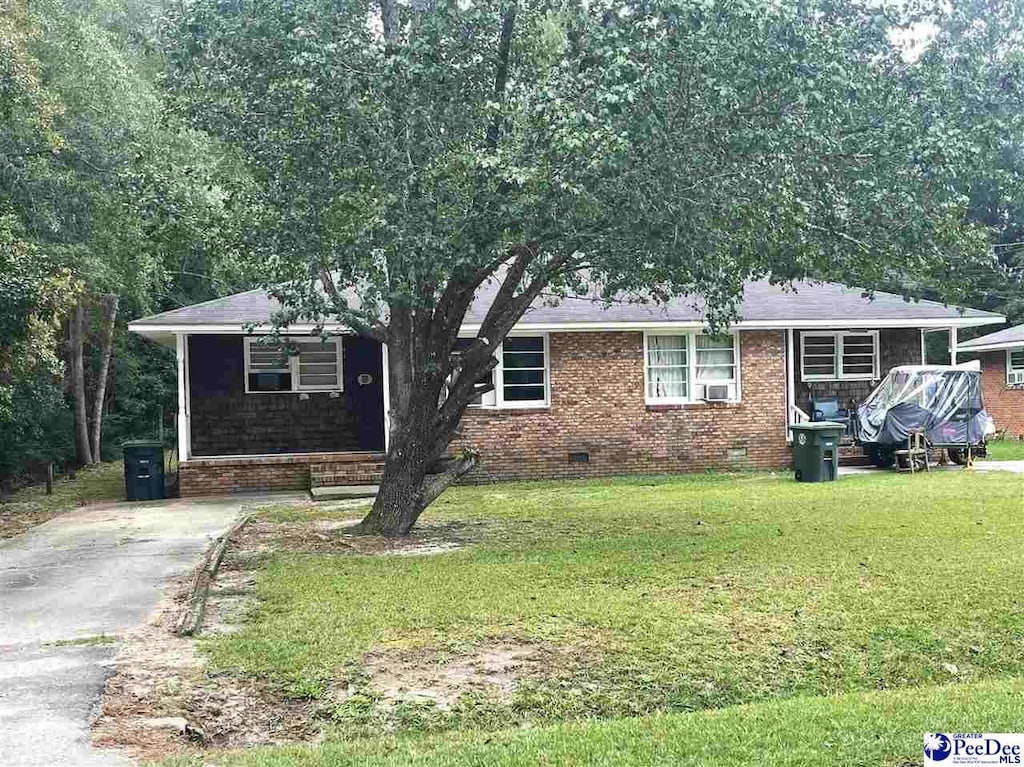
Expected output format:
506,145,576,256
957,324,1024,438
129,281,1003,496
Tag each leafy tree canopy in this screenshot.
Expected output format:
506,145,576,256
167,0,1018,533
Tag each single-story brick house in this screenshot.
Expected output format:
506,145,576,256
957,324,1024,438
129,281,1003,496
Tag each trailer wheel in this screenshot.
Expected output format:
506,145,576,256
869,446,896,468
947,448,969,466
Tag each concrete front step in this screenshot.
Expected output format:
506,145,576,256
310,484,379,500
309,460,385,488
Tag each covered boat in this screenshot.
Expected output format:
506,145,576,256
853,365,993,465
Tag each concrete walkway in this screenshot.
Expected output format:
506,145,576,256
840,459,1024,476
0,494,300,766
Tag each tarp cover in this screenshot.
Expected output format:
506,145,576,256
854,366,993,446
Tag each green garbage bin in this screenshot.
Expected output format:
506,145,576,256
790,422,845,482
123,440,165,500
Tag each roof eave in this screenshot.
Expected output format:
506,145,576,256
130,313,1004,338
957,340,1024,353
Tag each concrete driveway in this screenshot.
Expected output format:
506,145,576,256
0,495,299,766
840,459,1024,476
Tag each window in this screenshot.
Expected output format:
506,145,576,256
452,335,549,408
801,331,878,381
244,337,343,393
695,333,738,400
645,332,740,404
450,339,497,407
646,335,688,401
501,336,547,404
1009,350,1024,386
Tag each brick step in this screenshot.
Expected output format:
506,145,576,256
309,461,385,488
838,445,871,467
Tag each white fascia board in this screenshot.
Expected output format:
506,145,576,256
956,340,1024,353
132,314,1004,338
128,322,350,335
457,316,1004,335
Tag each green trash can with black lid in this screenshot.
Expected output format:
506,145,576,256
123,440,165,500
790,422,845,482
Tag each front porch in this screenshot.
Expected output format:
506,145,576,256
781,325,968,462
171,331,390,496
178,451,386,497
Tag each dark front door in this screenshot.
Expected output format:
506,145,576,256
343,337,386,451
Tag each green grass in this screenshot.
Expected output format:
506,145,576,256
0,461,124,539
45,633,120,647
160,677,1024,766
187,470,1024,758
986,438,1024,461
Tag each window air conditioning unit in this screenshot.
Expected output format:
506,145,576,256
704,385,731,402
1009,370,1024,386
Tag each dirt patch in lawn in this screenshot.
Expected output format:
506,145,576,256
91,510,496,760
91,576,319,761
236,515,482,557
345,642,550,710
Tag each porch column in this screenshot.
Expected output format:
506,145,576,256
949,326,958,366
176,333,191,461
381,342,391,452
785,328,796,433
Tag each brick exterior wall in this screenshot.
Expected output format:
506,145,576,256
177,327,931,495
796,328,921,415
451,330,791,482
978,351,1024,438
179,452,384,497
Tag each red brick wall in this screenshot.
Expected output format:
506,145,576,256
979,351,1024,438
451,330,790,482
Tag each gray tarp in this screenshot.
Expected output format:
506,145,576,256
854,366,993,446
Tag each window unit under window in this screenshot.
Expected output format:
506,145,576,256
452,335,550,409
1008,349,1024,386
244,337,343,393
800,331,879,382
644,332,741,404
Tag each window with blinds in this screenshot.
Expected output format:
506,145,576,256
244,338,343,393
801,331,878,381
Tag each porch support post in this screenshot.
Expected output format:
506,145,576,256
785,328,796,435
176,333,191,461
920,328,928,364
949,326,958,366
381,342,391,453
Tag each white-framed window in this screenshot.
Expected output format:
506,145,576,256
1008,349,1024,386
243,337,343,393
800,330,879,382
452,334,550,409
644,331,741,404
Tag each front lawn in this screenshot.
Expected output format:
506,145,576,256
176,469,1024,765
163,677,1024,767
986,438,1024,461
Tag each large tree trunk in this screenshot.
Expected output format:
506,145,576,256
353,317,478,537
356,419,477,537
69,300,93,466
89,293,118,463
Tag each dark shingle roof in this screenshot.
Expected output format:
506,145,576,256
130,280,1002,331
958,323,1024,351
